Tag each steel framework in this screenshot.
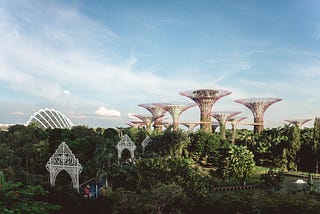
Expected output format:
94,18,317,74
212,111,241,140
235,97,282,134
27,108,73,129
180,89,231,132
126,121,144,129
46,142,82,192
285,119,312,128
156,102,196,131
132,114,155,132
138,103,168,132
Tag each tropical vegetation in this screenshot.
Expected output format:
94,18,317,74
1,118,320,213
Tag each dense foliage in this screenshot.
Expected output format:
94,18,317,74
1,121,320,213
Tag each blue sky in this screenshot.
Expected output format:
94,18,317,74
1,0,320,129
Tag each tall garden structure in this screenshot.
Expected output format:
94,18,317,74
228,116,248,143
138,103,168,132
156,102,196,131
285,119,312,128
212,111,241,140
235,97,282,134
180,89,231,133
126,121,144,129
132,114,155,132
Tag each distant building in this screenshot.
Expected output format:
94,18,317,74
0,124,14,131
26,108,73,129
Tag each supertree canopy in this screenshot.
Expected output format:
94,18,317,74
285,119,312,128
180,89,231,133
211,111,241,140
126,121,145,129
234,97,282,134
138,103,168,132
156,102,196,131
132,114,155,132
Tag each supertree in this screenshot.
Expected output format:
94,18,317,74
180,89,231,132
138,103,168,132
285,119,312,128
126,121,144,129
156,102,196,131
132,114,155,132
228,116,248,143
180,122,200,131
212,111,241,140
234,97,282,134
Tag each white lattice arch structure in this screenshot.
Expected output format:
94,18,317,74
46,142,82,192
116,134,136,159
141,136,151,153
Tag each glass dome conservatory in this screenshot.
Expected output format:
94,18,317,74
26,108,73,129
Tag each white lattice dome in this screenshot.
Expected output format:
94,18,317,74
26,108,74,129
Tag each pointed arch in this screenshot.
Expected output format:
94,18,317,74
116,134,136,159
46,142,82,192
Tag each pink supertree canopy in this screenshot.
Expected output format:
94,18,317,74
180,89,231,132
155,102,196,131
138,103,168,132
235,97,282,134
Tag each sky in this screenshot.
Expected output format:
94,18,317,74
1,0,320,129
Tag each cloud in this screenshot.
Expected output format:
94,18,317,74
95,106,121,117
0,1,233,108
63,90,71,95
68,113,88,119
9,111,25,116
313,24,320,39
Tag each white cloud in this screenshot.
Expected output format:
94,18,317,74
313,24,320,39
95,106,121,117
63,90,71,95
0,1,232,108
9,111,25,116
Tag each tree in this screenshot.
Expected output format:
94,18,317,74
313,117,320,173
188,130,214,162
226,145,255,185
147,130,190,158
287,125,301,171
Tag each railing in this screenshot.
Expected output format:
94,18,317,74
80,177,105,199
79,177,95,188
212,184,261,192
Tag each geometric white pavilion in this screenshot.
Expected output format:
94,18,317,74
116,134,136,159
46,142,82,192
141,136,151,153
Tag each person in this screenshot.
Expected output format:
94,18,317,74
84,184,90,198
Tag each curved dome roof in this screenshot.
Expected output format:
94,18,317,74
26,108,74,129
